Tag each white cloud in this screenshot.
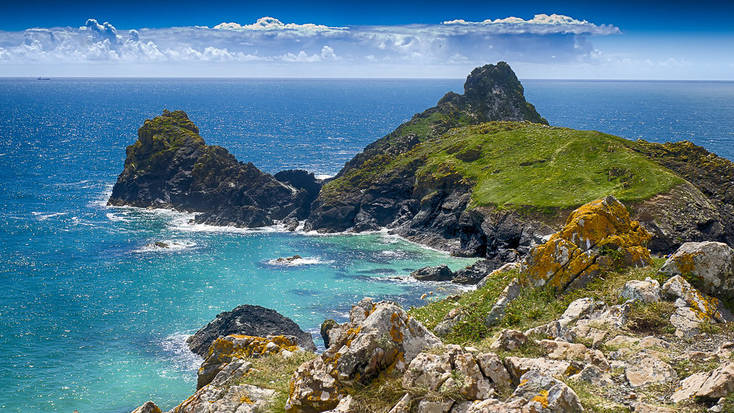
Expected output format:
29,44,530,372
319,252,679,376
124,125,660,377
213,17,346,35
0,15,621,75
441,13,620,35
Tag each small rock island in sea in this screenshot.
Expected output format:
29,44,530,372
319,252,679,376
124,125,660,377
118,62,734,413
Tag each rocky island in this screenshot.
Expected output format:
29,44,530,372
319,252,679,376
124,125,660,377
117,62,734,412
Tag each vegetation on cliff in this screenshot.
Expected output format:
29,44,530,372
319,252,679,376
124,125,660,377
321,122,682,209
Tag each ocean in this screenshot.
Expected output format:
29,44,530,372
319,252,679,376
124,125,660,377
0,78,733,412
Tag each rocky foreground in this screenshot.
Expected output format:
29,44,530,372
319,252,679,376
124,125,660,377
132,197,734,412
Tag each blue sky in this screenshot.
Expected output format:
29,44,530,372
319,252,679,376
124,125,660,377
1,0,732,79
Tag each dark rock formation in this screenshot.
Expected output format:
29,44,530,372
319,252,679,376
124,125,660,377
451,260,496,285
411,265,454,281
108,110,320,227
304,62,552,270
186,304,316,357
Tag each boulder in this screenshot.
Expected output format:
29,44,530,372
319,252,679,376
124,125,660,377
661,241,734,299
520,196,652,291
169,359,275,413
320,319,338,348
661,275,733,337
510,370,584,412
538,340,610,371
286,299,441,412
571,365,614,387
411,265,454,281
130,401,161,413
624,354,677,388
489,329,527,352
197,334,299,389
620,277,661,304
672,362,734,403
187,304,316,357
503,357,578,384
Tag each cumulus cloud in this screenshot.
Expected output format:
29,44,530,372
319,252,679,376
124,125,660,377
441,13,620,35
0,15,620,75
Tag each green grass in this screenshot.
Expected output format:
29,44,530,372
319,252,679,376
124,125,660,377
235,351,316,413
411,123,682,209
321,121,683,211
410,258,669,346
408,269,517,343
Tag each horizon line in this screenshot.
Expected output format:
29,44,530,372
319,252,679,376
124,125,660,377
3,76,734,82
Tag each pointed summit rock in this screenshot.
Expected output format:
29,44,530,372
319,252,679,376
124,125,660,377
451,61,547,124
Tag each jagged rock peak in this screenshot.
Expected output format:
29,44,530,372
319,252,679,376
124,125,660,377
439,61,547,124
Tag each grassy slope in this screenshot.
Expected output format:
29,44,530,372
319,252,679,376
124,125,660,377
322,121,683,210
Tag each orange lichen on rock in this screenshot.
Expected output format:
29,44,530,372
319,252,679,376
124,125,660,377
521,196,652,291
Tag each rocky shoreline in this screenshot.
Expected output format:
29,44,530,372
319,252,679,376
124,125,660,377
112,62,734,412
132,196,734,412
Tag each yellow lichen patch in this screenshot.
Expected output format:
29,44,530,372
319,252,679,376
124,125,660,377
531,389,550,408
208,334,299,364
239,395,254,405
520,196,652,291
390,312,405,343
672,252,701,275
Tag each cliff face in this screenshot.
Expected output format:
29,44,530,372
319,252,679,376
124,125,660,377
305,62,548,235
108,110,319,227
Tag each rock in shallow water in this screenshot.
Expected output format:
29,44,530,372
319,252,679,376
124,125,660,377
186,304,316,357
411,265,454,281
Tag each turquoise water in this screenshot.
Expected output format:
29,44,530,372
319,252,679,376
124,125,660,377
1,78,733,412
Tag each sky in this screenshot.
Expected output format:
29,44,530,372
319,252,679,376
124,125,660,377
0,0,732,79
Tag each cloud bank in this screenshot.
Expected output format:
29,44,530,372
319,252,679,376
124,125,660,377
0,15,620,76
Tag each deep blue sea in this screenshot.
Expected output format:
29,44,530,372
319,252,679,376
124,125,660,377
1,78,733,412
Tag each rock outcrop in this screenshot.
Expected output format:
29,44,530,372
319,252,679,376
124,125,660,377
286,298,442,412
410,265,453,281
520,196,652,291
108,110,320,227
197,334,299,389
170,358,276,413
187,304,316,357
661,275,733,337
304,62,551,265
661,241,734,300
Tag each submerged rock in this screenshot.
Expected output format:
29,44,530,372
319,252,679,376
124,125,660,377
411,265,453,281
187,304,316,357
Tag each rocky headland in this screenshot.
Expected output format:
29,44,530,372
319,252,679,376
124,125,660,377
116,62,734,412
110,62,734,277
